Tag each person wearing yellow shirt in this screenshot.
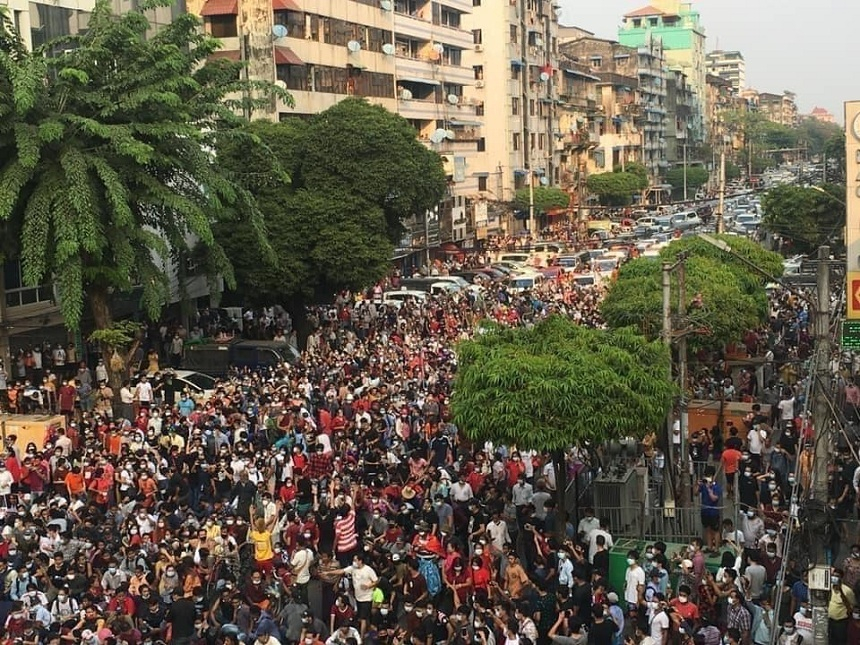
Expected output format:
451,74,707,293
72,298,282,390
249,517,275,581
829,567,856,642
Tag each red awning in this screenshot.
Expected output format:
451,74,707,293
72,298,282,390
200,0,237,16
208,50,240,61
272,0,300,9
274,46,303,65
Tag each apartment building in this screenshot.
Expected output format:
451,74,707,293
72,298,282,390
636,36,668,182
706,49,745,93
463,0,561,233
188,0,485,246
665,67,694,166
559,37,642,180
618,0,705,142
740,88,799,128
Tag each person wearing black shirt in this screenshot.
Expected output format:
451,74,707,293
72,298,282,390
230,471,257,519
570,571,592,624
429,431,452,467
166,589,197,644
587,603,617,645
138,596,167,641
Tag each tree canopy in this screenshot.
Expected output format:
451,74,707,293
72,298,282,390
665,166,709,193
452,316,674,450
586,170,647,206
601,236,783,349
512,186,570,214
215,99,447,311
761,184,845,253
0,0,286,334
451,316,674,532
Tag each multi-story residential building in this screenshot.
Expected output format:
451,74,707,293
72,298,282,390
463,0,560,234
559,36,642,181
705,50,745,93
635,36,668,182
618,0,705,141
188,0,486,246
742,89,799,127
665,67,694,167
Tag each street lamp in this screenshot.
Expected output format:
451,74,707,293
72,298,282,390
810,184,847,207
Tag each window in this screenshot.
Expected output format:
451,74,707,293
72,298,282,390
530,133,535,150
473,65,483,80
472,29,482,45
208,15,237,38
441,46,461,67
511,65,520,80
478,176,488,191
274,9,303,36
538,133,545,150
277,63,307,91
4,260,53,309
511,97,519,115
649,17,658,26
513,133,521,151
633,18,641,27
589,56,602,69
477,137,486,152
29,2,74,50
438,7,461,28
510,25,517,44
529,99,535,116
473,0,481,5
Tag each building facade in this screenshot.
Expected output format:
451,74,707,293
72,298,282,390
559,37,642,182
741,88,799,127
618,0,705,142
463,0,561,220
809,106,836,125
705,49,745,93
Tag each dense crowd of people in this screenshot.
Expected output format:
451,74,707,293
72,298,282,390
0,251,854,645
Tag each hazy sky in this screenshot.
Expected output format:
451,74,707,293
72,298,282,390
559,0,859,124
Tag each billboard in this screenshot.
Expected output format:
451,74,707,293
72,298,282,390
847,101,860,318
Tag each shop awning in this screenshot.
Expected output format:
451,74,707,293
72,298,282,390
449,119,482,127
511,59,525,68
472,171,490,177
200,0,237,16
274,46,303,65
562,67,600,81
272,0,299,9
398,76,441,86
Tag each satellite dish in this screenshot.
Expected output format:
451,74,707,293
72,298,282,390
430,128,447,144
347,40,361,53
274,80,287,90
382,43,395,56
447,94,459,105
540,176,549,186
272,24,288,39
399,88,413,100
539,71,550,82
445,129,456,140
380,0,393,9
432,43,444,55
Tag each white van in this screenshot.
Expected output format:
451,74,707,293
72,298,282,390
508,273,544,293
382,289,427,308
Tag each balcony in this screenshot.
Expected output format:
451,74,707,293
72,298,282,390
398,98,447,121
393,13,473,50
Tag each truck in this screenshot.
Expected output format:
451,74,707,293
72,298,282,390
182,340,300,376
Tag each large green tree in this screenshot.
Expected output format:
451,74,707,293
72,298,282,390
601,236,783,350
215,99,447,333
451,316,674,534
761,184,845,253
0,0,286,382
665,166,709,194
512,186,569,214
586,170,647,206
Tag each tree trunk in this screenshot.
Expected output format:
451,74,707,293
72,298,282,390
552,449,568,541
286,298,311,351
88,286,138,395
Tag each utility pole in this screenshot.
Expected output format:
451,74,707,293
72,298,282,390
676,259,688,506
528,169,535,240
716,151,726,234
682,141,688,201
662,262,675,505
810,244,831,645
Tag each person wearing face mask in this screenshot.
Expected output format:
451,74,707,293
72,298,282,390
790,605,812,644
50,584,79,630
669,584,700,624
829,566,856,642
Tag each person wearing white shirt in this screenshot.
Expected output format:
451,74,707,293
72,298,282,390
486,515,511,552
542,462,557,491
0,462,14,497
450,477,474,504
135,376,153,408
624,551,645,611
588,523,614,564
577,508,600,537
326,625,362,645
